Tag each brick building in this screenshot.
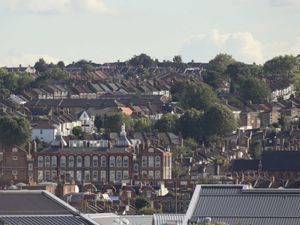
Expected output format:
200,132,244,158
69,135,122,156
34,124,172,185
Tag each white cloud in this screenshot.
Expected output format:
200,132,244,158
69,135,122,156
181,30,300,64
2,0,116,14
182,30,264,64
269,0,300,10
0,53,60,67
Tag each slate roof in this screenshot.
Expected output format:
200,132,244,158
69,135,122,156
153,214,185,225
231,159,259,172
0,190,97,225
184,185,300,225
262,151,300,171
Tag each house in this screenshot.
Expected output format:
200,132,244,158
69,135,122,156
268,77,295,102
0,190,98,225
78,110,95,133
183,185,300,225
0,145,33,185
31,119,59,143
34,125,172,184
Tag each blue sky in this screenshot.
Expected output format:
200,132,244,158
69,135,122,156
1,0,300,66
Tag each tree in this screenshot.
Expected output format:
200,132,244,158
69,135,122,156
177,108,203,140
249,141,262,160
138,207,162,215
134,117,152,132
57,61,65,70
129,54,154,68
154,114,178,132
0,116,32,149
173,55,183,64
264,55,299,77
94,114,103,132
171,82,219,110
240,77,271,103
204,53,236,88
103,112,133,132
34,58,48,73
135,196,150,210
202,104,237,139
72,126,83,136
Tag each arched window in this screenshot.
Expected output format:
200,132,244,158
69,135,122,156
155,170,161,179
60,156,66,167
38,156,44,168
142,156,147,167
77,156,82,168
68,156,74,167
110,156,115,167
45,156,51,167
92,156,98,167
116,156,122,167
101,155,107,167
148,156,154,167
51,156,57,167
155,156,161,167
123,156,129,167
84,156,91,167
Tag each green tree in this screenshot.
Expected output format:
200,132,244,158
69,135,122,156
177,108,203,140
240,77,271,103
103,112,133,132
135,196,150,210
57,61,65,70
72,126,83,136
129,53,154,68
263,55,299,77
139,207,162,215
171,82,219,110
0,116,32,149
204,53,236,88
34,58,48,73
154,114,178,132
134,117,152,132
249,141,263,160
202,104,237,139
94,114,103,132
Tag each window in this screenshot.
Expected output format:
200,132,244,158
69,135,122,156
92,171,98,182
45,156,50,167
28,163,33,171
92,156,98,167
142,156,147,168
109,171,115,182
12,148,18,153
101,156,107,167
148,170,154,179
123,170,129,179
110,156,115,167
155,156,161,167
100,170,106,182
76,156,82,167
38,156,44,168
134,163,138,172
67,171,74,180
84,170,90,182
84,156,90,167
76,171,82,181
51,170,57,179
51,156,57,167
60,156,66,167
40,129,43,135
155,170,161,179
116,170,122,180
12,156,18,161
38,170,43,181
68,156,74,167
148,156,154,167
45,170,51,181
116,156,122,167
123,156,129,167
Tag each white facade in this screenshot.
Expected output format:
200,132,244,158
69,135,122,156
32,128,58,143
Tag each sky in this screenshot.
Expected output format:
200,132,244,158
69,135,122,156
0,0,300,66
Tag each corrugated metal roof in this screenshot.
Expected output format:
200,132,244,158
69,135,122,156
186,185,300,225
0,215,91,225
153,214,185,225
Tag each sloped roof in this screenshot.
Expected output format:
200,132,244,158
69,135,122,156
185,185,300,225
262,151,300,171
